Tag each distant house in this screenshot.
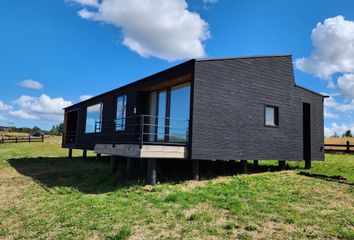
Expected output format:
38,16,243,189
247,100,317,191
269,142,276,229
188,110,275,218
62,55,326,185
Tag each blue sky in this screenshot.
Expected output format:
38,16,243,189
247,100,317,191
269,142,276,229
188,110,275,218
0,0,354,135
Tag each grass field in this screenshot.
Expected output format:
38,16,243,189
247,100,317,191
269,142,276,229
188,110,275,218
0,138,353,239
325,137,354,151
0,131,30,138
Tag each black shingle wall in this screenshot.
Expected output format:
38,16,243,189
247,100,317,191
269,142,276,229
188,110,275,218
191,56,324,161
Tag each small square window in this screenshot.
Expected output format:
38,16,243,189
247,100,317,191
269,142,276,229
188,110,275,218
265,105,279,127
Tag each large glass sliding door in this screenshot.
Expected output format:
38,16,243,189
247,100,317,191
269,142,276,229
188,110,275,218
147,82,190,143
169,83,190,142
157,91,167,141
148,92,157,142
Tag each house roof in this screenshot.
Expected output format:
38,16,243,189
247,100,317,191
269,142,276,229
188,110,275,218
295,84,328,98
195,54,292,62
64,54,326,109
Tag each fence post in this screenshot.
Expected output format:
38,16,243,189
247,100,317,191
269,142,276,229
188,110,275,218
29,136,31,143
16,137,18,143
42,135,44,142
346,141,350,154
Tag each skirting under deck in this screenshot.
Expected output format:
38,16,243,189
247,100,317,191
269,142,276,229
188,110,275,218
94,144,187,159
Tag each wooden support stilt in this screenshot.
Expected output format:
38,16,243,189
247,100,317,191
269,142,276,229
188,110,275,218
192,160,200,181
140,159,146,174
96,153,101,161
83,150,87,159
127,158,134,180
111,155,118,173
68,149,72,158
305,159,311,169
278,160,286,170
147,159,156,186
240,160,247,173
254,160,259,167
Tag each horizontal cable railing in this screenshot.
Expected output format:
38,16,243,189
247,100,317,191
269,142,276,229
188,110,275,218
92,115,189,148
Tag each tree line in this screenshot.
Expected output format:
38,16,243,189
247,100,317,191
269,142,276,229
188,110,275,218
331,130,353,138
0,123,63,136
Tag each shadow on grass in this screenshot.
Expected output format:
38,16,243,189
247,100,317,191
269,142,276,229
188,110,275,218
298,171,353,185
8,156,305,194
8,156,131,194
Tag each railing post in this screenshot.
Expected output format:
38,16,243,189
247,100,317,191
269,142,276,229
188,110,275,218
139,115,144,149
15,137,18,143
346,141,350,154
42,135,44,142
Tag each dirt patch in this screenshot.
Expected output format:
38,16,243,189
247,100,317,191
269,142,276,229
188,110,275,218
180,176,233,192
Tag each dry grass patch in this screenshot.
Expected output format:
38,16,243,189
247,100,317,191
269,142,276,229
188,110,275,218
0,141,353,239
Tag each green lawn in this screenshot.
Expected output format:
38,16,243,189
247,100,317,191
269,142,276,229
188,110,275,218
0,137,353,239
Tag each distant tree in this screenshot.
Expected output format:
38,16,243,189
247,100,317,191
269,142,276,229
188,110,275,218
343,130,353,137
47,123,63,135
32,126,41,133
58,123,63,135
331,132,338,138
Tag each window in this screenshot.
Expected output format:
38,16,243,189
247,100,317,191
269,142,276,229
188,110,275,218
265,105,279,127
169,83,190,142
116,95,127,131
85,103,103,133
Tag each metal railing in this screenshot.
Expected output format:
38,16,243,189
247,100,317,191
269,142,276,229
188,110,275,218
93,115,189,148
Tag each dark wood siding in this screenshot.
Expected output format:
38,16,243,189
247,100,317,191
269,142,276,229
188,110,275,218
191,56,324,161
62,61,194,150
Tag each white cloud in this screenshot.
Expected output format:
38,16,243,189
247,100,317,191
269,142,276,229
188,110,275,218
9,110,38,120
15,94,72,115
338,74,354,98
324,109,339,119
20,79,44,90
12,94,72,121
203,0,219,3
324,94,354,112
70,0,99,7
324,122,354,137
295,16,354,80
73,0,210,61
0,101,13,111
0,115,6,121
80,95,93,101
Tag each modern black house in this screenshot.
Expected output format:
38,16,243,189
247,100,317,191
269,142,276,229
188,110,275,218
62,55,326,185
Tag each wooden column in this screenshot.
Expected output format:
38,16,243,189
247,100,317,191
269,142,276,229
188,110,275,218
96,153,101,161
111,155,118,173
253,160,259,167
127,158,134,180
240,160,247,173
192,160,200,181
68,148,72,158
83,150,87,159
147,159,156,186
140,159,146,174
278,160,286,170
305,159,311,169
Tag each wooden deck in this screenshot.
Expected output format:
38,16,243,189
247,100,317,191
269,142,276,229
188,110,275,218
94,144,187,159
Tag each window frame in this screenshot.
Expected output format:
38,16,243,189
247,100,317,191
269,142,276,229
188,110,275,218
116,95,127,131
85,102,103,134
264,104,279,127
